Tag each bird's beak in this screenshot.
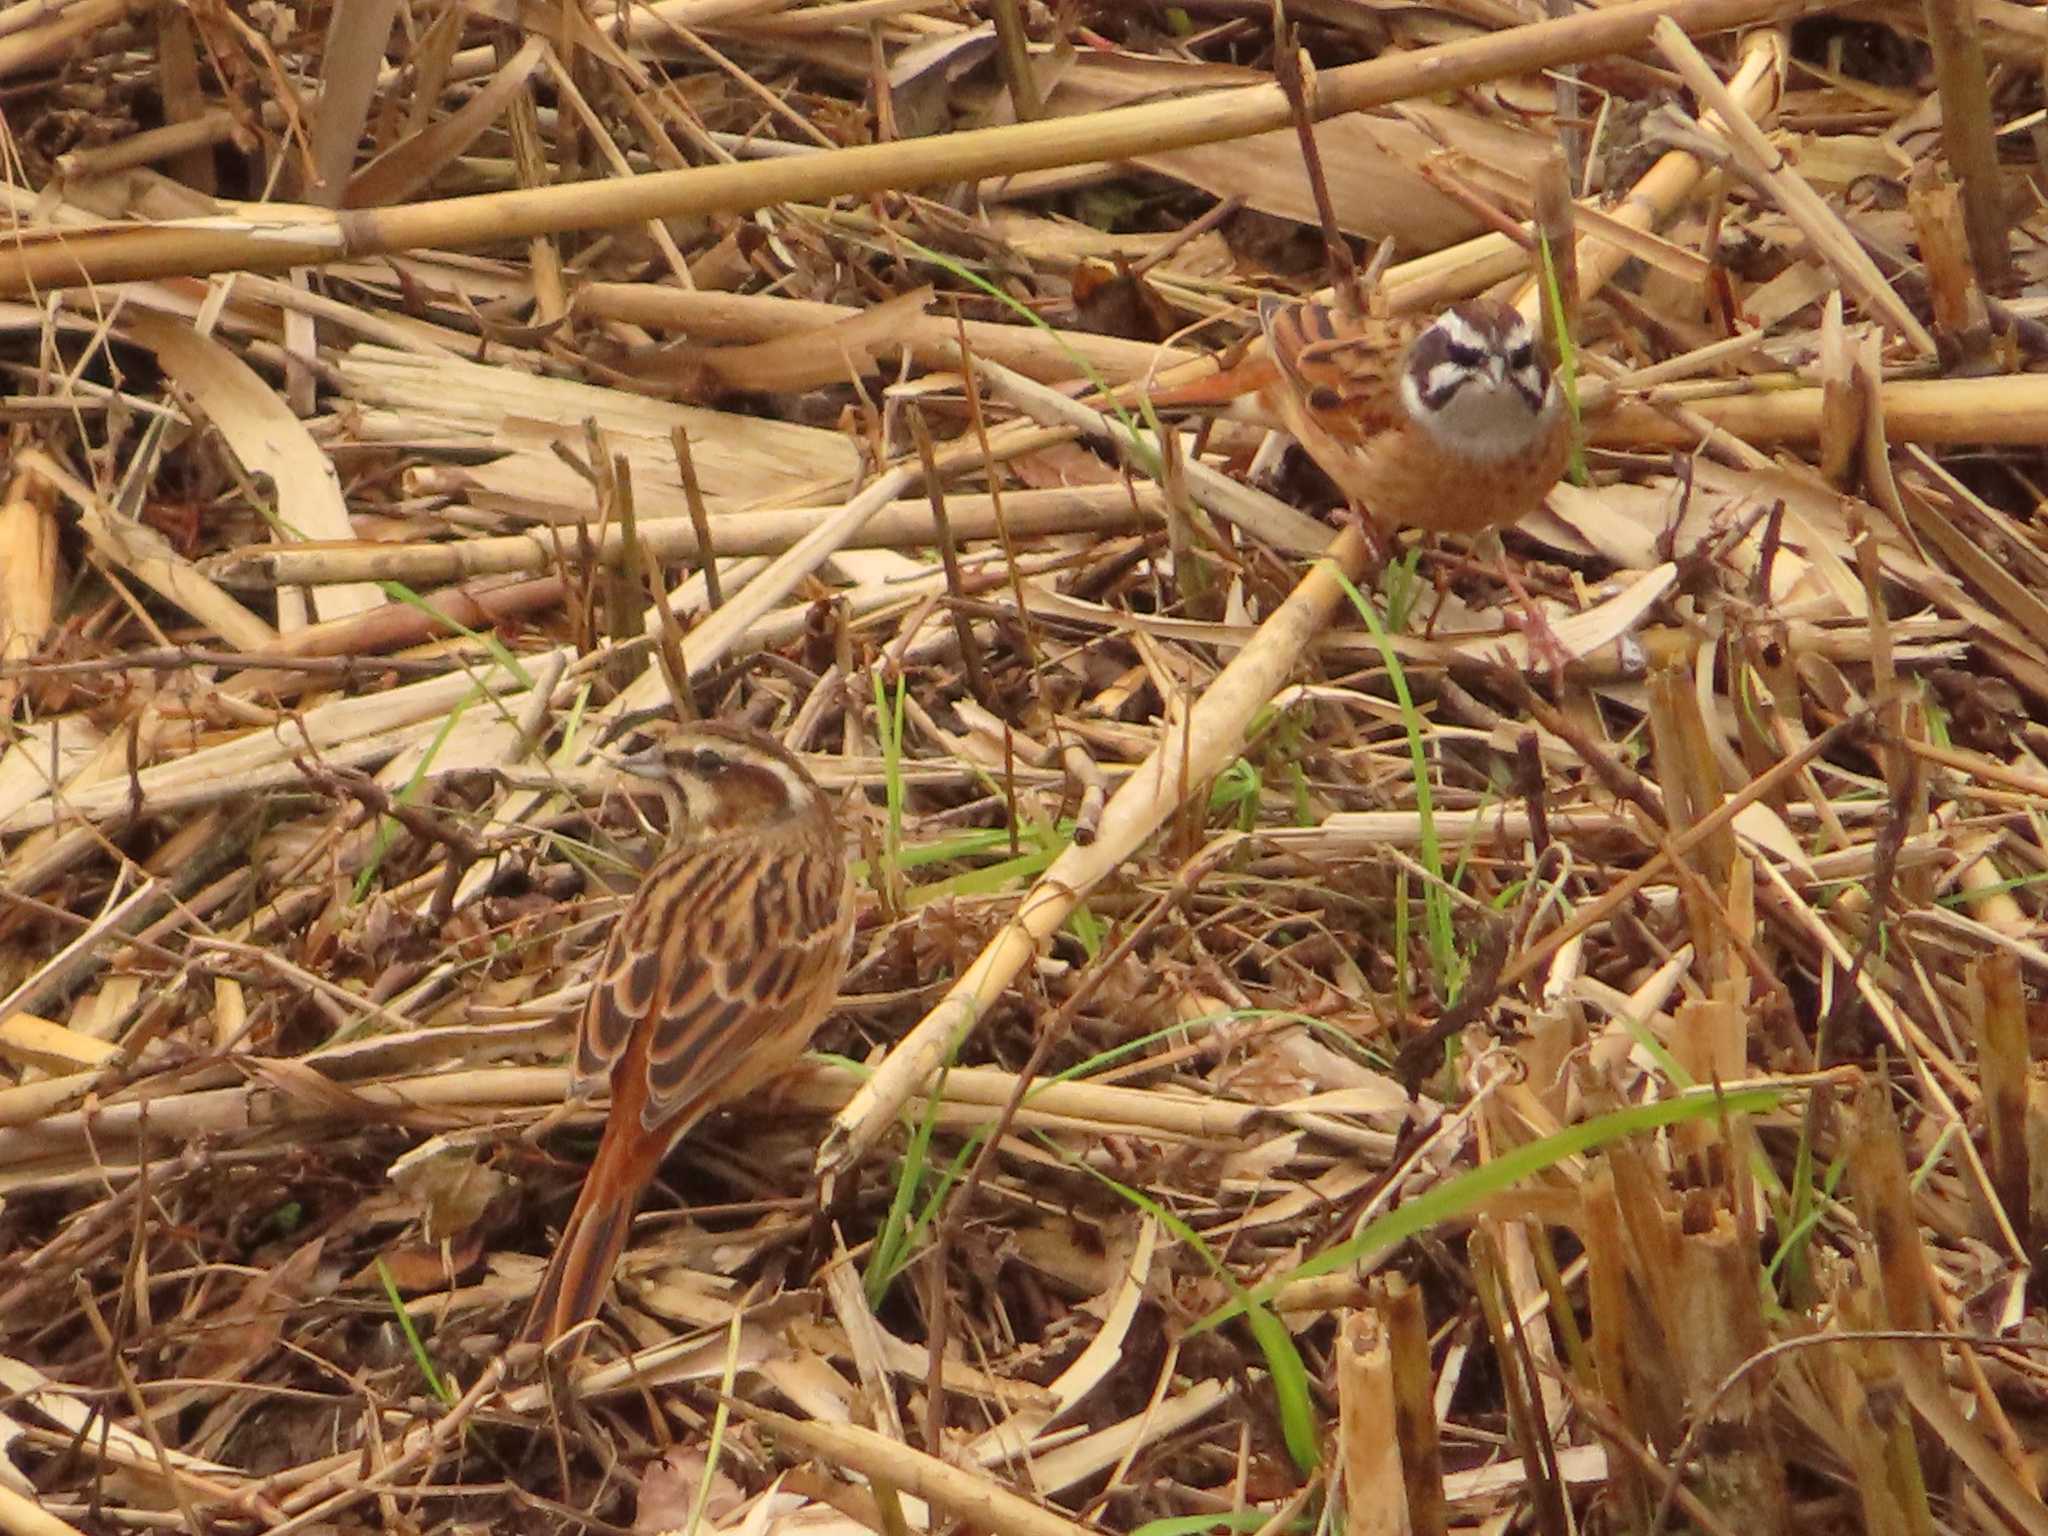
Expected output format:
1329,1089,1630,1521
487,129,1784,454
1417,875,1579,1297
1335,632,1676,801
599,746,667,781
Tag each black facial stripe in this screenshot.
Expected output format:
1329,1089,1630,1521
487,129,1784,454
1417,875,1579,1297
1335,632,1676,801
1420,374,1473,411
1445,342,1486,367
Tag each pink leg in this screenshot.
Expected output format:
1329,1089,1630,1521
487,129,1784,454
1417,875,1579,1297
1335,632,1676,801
1496,558,1571,684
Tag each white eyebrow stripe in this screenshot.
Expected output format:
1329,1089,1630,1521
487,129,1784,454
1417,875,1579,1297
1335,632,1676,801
1424,362,1471,397
1434,309,1492,351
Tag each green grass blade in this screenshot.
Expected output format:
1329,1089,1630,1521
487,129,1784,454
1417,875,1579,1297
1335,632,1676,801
1196,1085,1785,1331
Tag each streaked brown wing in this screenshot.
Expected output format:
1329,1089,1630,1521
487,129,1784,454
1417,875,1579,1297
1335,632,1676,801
575,839,849,1134
1258,296,1416,445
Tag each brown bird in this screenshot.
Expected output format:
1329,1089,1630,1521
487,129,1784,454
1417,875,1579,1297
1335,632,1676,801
1254,295,1572,538
523,721,853,1350
1149,296,1572,540
1147,295,1576,667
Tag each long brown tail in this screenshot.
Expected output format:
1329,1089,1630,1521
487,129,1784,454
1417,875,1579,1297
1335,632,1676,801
522,1120,665,1349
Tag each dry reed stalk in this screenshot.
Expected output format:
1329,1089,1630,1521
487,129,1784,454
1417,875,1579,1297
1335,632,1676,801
960,1216,1160,1465
54,107,242,180
1675,1215,1791,1528
1846,1082,1941,1376
1806,1345,1912,1536
973,356,1332,553
821,522,1373,1173
1815,289,1859,484
2031,1081,2048,1244
307,0,400,205
1336,1310,1405,1536
1972,950,2029,1250
1373,1278,1444,1536
1908,168,1991,350
1920,0,2012,291
0,655,537,835
124,311,384,620
1651,20,1935,356
1644,669,1739,968
1892,1343,2048,1536
0,0,123,78
346,35,550,209
1594,370,2048,446
16,449,276,652
209,485,1166,588
576,281,1201,382
0,467,57,719
1469,1226,1569,1535
0,0,1818,296
1013,1377,1234,1496
1579,1163,1653,1525
729,1404,1115,1536
1507,29,1782,319
618,463,917,712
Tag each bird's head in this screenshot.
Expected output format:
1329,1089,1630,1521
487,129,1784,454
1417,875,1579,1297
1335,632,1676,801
1398,302,1561,463
607,719,826,839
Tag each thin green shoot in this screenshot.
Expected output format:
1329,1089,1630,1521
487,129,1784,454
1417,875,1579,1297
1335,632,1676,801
1330,566,1460,995
1910,1118,1959,1194
1378,546,1424,632
865,1057,949,1307
682,1311,747,1536
1210,754,1265,832
1067,1161,1321,1474
1132,1513,1310,1536
376,578,536,691
860,994,993,1308
1066,901,1106,959
1936,868,2048,904
375,1259,455,1406
350,688,479,908
1763,1149,1845,1293
1922,687,1952,752
250,501,532,727
1535,232,1587,487
865,1122,988,1308
890,821,1073,905
1196,1085,1786,1331
871,667,910,904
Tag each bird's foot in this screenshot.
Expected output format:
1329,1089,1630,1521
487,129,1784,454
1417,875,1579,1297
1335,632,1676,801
1330,504,1393,577
1497,562,1572,686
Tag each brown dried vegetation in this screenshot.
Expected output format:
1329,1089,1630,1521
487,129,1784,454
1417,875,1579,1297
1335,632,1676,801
2,1,2048,1534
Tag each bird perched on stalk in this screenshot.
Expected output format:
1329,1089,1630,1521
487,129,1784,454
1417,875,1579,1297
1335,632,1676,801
523,721,853,1351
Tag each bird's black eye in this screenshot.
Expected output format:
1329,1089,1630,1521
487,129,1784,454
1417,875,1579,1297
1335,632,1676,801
690,747,727,773
1446,342,1487,368
1508,343,1536,369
